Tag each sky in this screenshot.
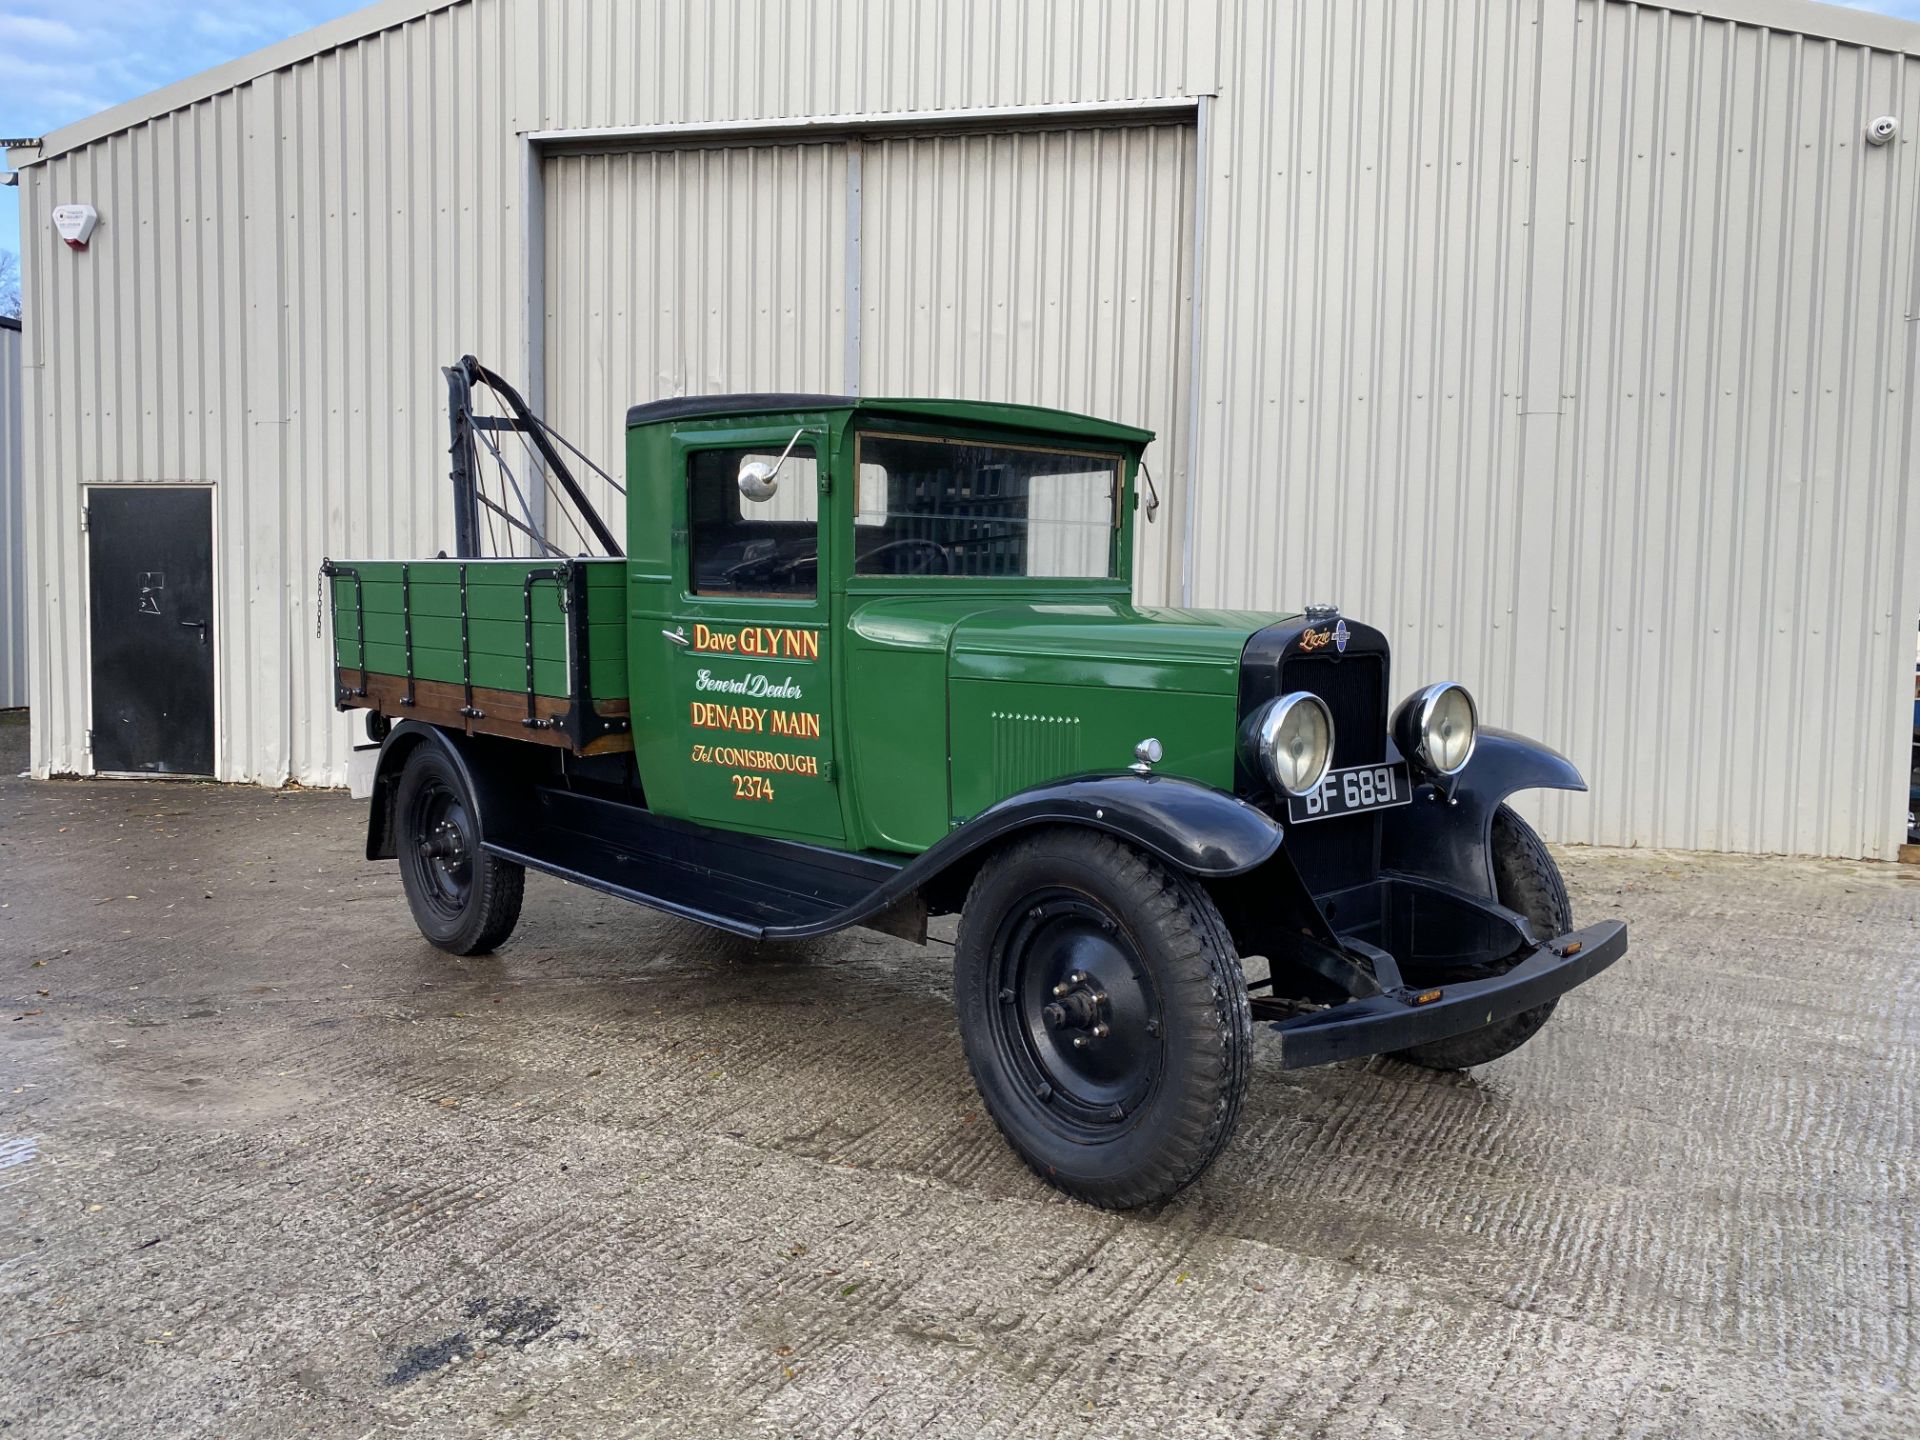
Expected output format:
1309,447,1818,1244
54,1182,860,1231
5,0,1920,266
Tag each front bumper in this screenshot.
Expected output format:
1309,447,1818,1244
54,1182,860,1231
1267,920,1628,1068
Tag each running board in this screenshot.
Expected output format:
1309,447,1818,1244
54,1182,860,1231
482,787,906,940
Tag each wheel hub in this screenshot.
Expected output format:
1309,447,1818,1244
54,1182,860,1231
418,819,468,862
1041,975,1109,1038
404,780,475,919
994,893,1163,1129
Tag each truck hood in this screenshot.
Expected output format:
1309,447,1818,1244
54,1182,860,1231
848,597,1298,696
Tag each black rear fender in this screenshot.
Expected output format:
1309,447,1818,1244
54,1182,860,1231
364,722,545,860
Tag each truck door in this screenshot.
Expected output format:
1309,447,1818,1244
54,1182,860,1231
659,428,843,843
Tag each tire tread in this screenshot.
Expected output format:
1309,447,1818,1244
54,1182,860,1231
956,829,1251,1210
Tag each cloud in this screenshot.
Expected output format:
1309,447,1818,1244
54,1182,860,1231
0,1,360,142
0,15,86,49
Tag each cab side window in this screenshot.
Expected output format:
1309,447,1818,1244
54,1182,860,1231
688,445,820,597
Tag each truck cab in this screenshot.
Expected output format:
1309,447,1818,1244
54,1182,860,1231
621,393,1229,852
326,363,1627,1209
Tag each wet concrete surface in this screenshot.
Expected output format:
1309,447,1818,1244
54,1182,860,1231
1,707,1916,1437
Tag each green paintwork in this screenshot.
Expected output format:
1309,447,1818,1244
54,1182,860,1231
328,396,1304,858
329,559,627,699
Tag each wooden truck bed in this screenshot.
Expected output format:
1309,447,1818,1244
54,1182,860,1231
325,557,631,753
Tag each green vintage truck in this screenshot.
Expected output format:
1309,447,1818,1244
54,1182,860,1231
325,358,1626,1208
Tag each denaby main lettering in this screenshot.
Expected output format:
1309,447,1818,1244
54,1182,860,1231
769,710,822,739
690,702,768,734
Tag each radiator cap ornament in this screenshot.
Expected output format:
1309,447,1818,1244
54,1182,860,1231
1303,603,1350,652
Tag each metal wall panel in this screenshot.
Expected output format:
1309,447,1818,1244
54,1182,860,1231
528,0,1217,131
1187,0,1920,858
542,142,850,536
20,1,541,783
16,0,1209,788
14,0,1920,859
0,321,24,709
1548,2,1920,855
860,126,1194,602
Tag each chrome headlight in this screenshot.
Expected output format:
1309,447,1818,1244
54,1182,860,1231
1242,692,1336,797
1393,682,1478,777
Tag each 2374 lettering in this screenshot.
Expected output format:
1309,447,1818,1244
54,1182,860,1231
732,774,776,802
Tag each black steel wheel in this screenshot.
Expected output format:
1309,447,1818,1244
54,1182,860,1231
1394,804,1571,1070
955,828,1251,1209
394,744,524,955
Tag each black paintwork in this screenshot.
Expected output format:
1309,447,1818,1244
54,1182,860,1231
368,728,1282,939
446,355,623,559
1235,616,1394,896
87,487,215,776
1379,728,1587,901
625,393,850,428
365,716,1619,1065
1266,919,1627,1067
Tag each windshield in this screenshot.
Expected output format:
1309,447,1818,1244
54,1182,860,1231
853,432,1120,579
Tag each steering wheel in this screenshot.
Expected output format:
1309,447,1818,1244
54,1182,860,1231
863,538,954,576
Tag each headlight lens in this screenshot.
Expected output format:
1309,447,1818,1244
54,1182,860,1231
1243,692,1336,797
1403,682,1478,776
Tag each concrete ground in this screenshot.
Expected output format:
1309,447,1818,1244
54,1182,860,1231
1,710,1916,1439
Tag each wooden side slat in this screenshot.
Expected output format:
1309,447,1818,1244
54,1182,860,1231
338,668,633,753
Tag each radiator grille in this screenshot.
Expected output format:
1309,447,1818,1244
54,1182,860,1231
1280,651,1386,893
1281,653,1386,768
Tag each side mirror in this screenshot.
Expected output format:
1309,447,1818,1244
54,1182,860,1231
737,459,780,502
737,427,807,505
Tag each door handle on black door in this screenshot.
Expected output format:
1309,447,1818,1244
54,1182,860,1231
179,619,209,645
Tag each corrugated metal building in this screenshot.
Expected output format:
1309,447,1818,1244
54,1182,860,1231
8,0,1919,857
1,315,24,711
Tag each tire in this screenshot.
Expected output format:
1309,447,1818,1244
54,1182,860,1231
954,828,1252,1210
1394,804,1572,1071
393,743,524,956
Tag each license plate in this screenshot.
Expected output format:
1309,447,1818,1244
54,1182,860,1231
1288,762,1413,823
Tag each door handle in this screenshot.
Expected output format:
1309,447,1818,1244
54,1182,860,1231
180,619,209,645
662,626,690,648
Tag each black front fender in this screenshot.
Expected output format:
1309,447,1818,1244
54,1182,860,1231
1379,727,1586,900
918,773,1284,889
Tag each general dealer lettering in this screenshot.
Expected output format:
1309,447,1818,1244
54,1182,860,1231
694,669,804,700
689,702,822,739
692,623,820,660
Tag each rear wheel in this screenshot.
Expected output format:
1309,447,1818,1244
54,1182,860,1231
394,744,524,955
954,829,1252,1210
1394,804,1570,1070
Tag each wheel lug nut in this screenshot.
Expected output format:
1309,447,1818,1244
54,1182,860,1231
1092,992,1108,1006
1051,983,1070,997
1072,1036,1089,1049
1092,1023,1110,1039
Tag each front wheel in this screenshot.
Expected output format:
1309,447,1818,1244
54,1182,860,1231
954,829,1252,1210
393,744,524,955
1394,804,1571,1070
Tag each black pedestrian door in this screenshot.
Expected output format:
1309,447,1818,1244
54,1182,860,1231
88,488,215,775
